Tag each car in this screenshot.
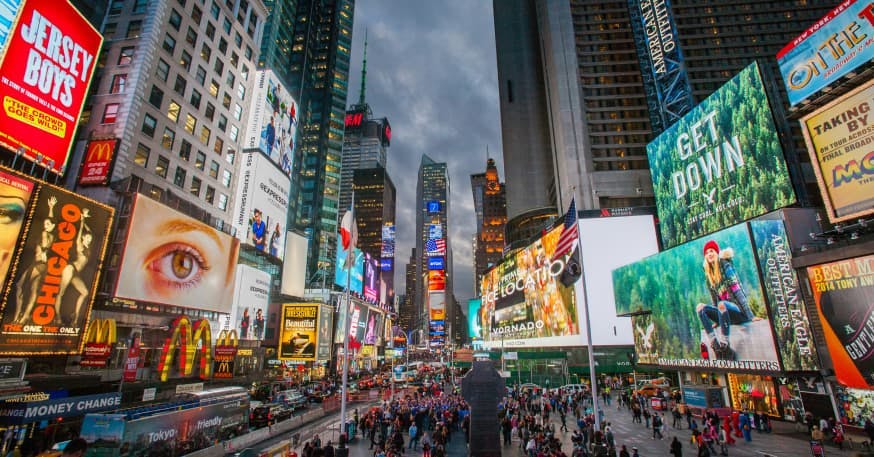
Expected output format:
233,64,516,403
636,384,664,397
250,404,293,428
561,384,588,394
308,390,332,403
519,383,541,394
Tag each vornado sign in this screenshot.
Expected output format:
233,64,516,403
155,316,212,382
80,319,116,367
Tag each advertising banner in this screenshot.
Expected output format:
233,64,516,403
0,184,112,355
380,263,394,308
334,232,363,294
0,1,24,53
0,0,102,175
363,252,378,303
363,308,380,345
429,224,442,239
614,223,781,372
428,270,445,291
244,69,297,175
316,304,333,360
278,303,318,361
0,392,120,424
806,255,874,388
777,0,874,106
114,194,240,313
77,138,118,186
80,318,116,368
122,334,140,382
428,257,444,271
228,264,270,340
0,170,32,283
281,230,307,297
647,62,795,249
381,223,395,258
750,217,819,371
429,291,446,321
232,151,290,259
468,298,482,339
800,79,874,223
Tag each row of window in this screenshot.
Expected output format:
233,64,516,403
133,142,230,210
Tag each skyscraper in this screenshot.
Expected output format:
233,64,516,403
470,158,507,294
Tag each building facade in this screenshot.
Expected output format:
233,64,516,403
470,158,507,295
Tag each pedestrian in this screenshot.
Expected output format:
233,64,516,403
422,433,432,457
619,445,630,457
409,423,419,449
323,441,334,457
631,447,640,457
652,413,663,439
670,436,683,457
643,409,651,429
718,427,728,456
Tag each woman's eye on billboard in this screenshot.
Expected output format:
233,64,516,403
144,242,210,291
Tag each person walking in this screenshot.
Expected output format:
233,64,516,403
652,413,663,439
409,423,419,450
670,436,683,457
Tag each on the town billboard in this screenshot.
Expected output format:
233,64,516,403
0,0,102,174
800,78,874,223
231,151,290,259
114,194,240,312
244,69,297,175
777,0,874,106
647,62,795,249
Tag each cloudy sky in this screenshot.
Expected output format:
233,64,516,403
347,1,503,303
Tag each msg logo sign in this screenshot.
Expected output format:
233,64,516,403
78,138,117,186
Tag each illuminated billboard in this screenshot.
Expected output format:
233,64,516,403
427,201,440,213
613,222,781,372
381,223,395,258
428,257,444,271
429,291,446,321
0,182,113,355
244,69,297,175
363,252,378,303
468,299,482,339
232,151,290,259
800,79,874,223
647,62,795,249
77,139,118,186
316,304,333,360
0,170,32,283
428,270,445,291
0,0,102,174
227,264,270,341
115,194,240,312
429,224,442,239
334,233,363,294
806,255,874,389
278,303,319,361
777,0,874,106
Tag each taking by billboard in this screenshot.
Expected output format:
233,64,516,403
0,0,102,175
777,0,874,106
647,62,795,249
613,222,781,372
0,170,33,284
244,69,297,175
806,255,874,389
232,151,290,259
800,79,874,223
316,304,333,361
227,264,270,341
334,233,363,294
114,194,240,312
278,303,319,361
0,182,113,355
77,138,118,186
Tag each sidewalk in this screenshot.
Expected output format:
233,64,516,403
341,422,470,457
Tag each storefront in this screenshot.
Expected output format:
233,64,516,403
728,373,780,417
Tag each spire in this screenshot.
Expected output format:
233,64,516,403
358,29,368,106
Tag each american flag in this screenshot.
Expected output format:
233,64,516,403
426,238,446,256
551,197,578,262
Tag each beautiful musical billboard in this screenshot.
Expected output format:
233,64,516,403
777,0,874,106
227,264,270,341
0,183,113,355
800,79,874,223
278,303,318,361
334,233,363,294
0,0,102,174
806,255,874,389
114,194,240,312
614,223,781,371
244,69,297,175
77,138,118,186
231,151,290,259
647,62,795,249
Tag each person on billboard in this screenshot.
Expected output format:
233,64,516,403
269,223,282,257
14,196,55,323
695,240,758,360
240,307,250,339
253,308,265,340
251,209,266,251
0,178,30,285
291,332,315,355
55,209,94,326
264,116,276,156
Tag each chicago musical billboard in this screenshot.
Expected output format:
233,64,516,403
244,69,297,175
231,151,290,259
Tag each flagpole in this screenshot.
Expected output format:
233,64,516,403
340,191,353,446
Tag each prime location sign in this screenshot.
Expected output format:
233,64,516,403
0,0,102,175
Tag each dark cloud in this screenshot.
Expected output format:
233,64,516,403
347,1,502,305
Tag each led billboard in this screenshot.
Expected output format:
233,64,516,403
0,0,102,174
114,194,240,312
232,151,290,259
428,257,444,271
77,138,118,186
244,69,297,175
316,304,333,361
429,224,442,239
647,62,795,249
281,231,307,297
363,252,378,303
334,233,363,294
381,223,395,258
227,264,270,341
468,299,482,339
428,270,445,291
0,170,32,283
613,223,781,372
278,303,318,361
806,255,874,389
0,182,113,355
800,79,874,223
429,291,446,321
777,0,874,106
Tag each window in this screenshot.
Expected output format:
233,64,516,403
218,38,228,54
169,9,182,30
109,0,123,15
225,71,235,87
210,2,220,19
204,102,215,121
185,27,197,47
184,114,196,134
180,139,192,161
221,169,231,187
229,124,238,142
199,126,211,144
196,151,206,170
230,52,238,67
126,20,142,38
205,186,215,204
217,193,228,210
236,83,245,100
196,66,207,85
213,137,224,155
155,155,169,178
213,59,223,75
174,75,186,95
232,104,242,121
206,22,215,39
180,51,192,71
133,0,148,14
148,85,163,108
97,49,108,70
241,65,249,81
174,167,186,188
118,47,134,65
103,22,117,39
110,74,127,93
192,5,203,25
218,114,227,131
201,43,211,62
222,93,230,109
162,127,175,150
134,143,150,167
225,148,235,164
162,35,176,54
101,103,119,124
141,113,157,137
209,80,219,98
244,45,252,60
190,89,202,109
234,32,242,48
167,100,180,122
156,59,170,81
222,18,231,33
209,160,219,178
190,176,202,197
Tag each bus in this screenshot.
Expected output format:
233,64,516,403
80,386,249,457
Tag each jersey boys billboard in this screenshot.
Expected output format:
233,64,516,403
0,0,102,174
647,62,795,249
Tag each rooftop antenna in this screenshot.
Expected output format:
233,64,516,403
358,29,368,107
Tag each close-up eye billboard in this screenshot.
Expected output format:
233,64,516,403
647,62,795,249
244,69,298,175
114,194,240,312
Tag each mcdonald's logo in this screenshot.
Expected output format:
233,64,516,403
156,315,212,382
81,319,116,367
86,140,115,162
213,359,234,379
215,329,238,360
79,138,118,186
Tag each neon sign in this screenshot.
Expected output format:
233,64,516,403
80,319,116,367
345,111,364,129
156,316,212,381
